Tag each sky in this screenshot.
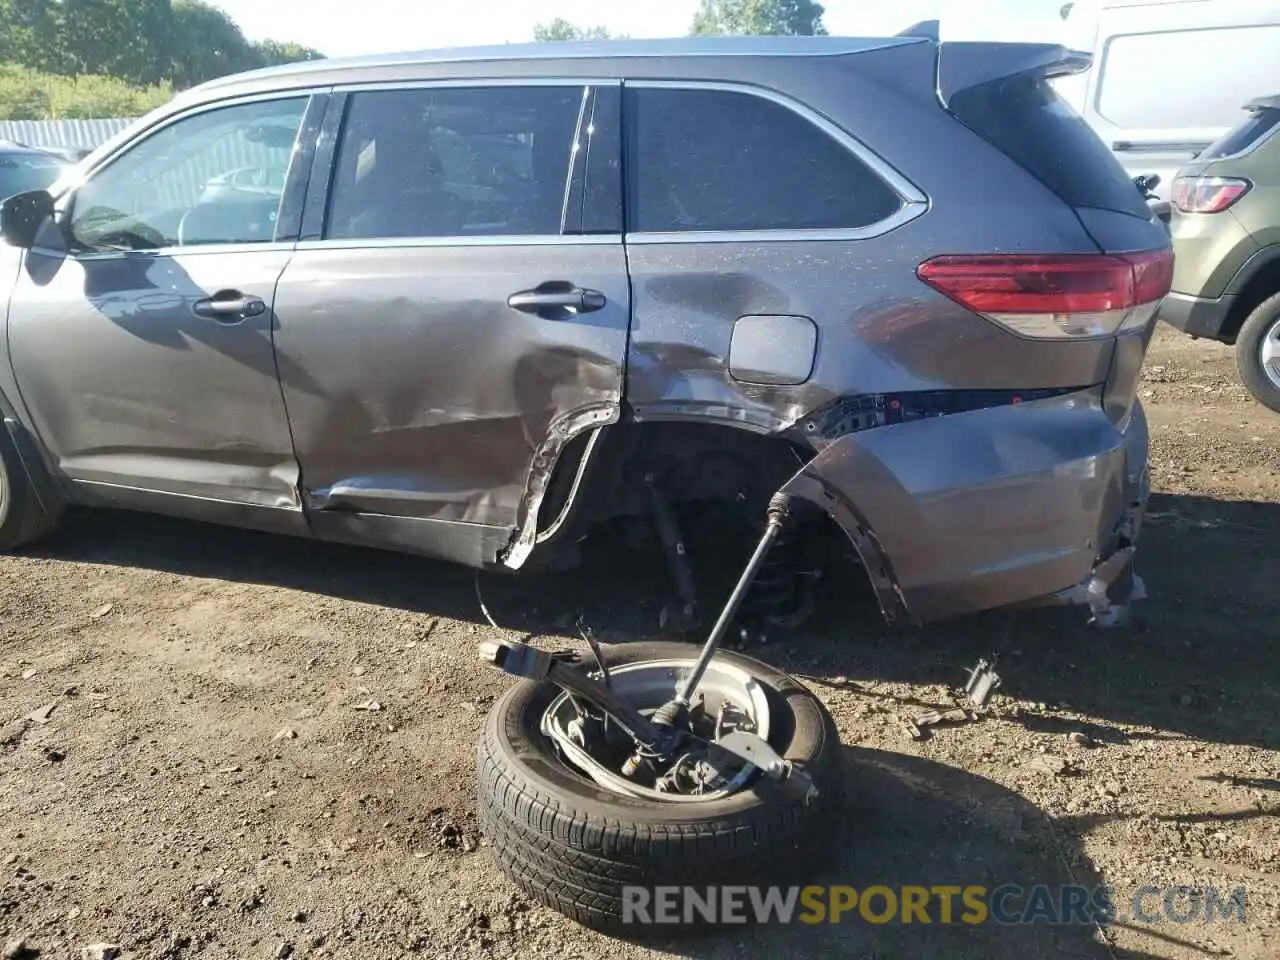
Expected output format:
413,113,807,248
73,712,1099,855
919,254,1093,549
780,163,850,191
206,0,1071,58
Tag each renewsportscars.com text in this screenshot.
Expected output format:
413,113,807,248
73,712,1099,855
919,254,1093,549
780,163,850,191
621,884,1249,926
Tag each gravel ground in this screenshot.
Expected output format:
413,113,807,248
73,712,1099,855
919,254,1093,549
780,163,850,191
2,326,1278,960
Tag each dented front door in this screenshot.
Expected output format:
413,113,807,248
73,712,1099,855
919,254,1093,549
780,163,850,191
271,82,627,564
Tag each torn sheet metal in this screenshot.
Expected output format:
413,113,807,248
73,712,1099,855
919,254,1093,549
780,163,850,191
779,391,1150,624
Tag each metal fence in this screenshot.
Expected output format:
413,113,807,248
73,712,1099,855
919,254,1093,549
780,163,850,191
0,118,135,152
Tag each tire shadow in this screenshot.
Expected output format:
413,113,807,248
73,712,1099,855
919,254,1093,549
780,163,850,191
624,747,1172,960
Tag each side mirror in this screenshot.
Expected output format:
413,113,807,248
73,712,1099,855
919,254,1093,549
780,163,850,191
1133,173,1161,197
0,189,55,249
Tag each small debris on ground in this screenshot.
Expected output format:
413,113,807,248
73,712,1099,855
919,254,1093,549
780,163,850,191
963,658,1002,707
1031,754,1073,776
272,727,298,741
90,604,114,619
80,944,121,960
915,708,970,728
352,700,383,712
1069,731,1095,748
26,701,59,725
1,719,30,747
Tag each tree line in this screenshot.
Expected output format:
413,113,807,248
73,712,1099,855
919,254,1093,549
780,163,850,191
1,0,827,121
535,0,827,42
1,0,322,120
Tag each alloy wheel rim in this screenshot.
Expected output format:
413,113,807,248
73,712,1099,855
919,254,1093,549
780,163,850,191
1260,316,1280,391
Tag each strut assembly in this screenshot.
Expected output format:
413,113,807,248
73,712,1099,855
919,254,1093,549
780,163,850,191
478,492,818,802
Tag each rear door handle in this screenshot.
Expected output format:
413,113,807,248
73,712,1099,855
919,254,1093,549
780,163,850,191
507,284,606,316
193,291,267,323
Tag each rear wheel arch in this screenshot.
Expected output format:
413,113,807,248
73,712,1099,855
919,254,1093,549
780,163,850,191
1221,247,1280,342
512,416,909,624
778,468,909,625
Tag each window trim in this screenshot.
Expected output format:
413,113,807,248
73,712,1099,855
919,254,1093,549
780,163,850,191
621,79,928,244
54,87,329,259
307,77,620,247
572,85,624,236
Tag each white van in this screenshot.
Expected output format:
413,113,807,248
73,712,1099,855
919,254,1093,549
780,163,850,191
1053,0,1280,215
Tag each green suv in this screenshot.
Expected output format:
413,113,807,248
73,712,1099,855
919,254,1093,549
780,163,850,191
1160,95,1280,412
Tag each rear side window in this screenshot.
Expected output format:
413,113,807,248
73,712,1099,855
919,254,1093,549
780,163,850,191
1200,107,1280,160
948,74,1152,219
326,85,585,240
625,87,902,234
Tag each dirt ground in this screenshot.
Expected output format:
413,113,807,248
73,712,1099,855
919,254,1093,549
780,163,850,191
2,325,1279,960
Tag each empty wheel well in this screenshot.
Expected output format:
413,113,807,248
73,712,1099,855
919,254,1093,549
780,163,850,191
570,422,813,522
523,420,890,623
528,421,828,558
1223,257,1280,342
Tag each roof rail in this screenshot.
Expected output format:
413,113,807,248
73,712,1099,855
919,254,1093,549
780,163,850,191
896,20,940,42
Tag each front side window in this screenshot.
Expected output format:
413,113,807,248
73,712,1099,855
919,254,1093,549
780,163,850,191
626,87,902,234
68,96,308,252
325,85,586,240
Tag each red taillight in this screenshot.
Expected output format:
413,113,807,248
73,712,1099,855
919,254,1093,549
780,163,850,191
1172,176,1251,213
917,249,1173,339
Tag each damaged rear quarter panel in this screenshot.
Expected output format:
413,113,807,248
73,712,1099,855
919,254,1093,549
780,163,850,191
622,241,1119,430
782,391,1133,623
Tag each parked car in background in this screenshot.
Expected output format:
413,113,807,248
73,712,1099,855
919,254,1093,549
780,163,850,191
36,145,93,164
1159,94,1280,412
1054,0,1280,222
197,164,289,203
0,142,69,202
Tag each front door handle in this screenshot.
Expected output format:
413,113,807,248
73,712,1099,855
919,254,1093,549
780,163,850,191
193,290,267,323
507,283,606,316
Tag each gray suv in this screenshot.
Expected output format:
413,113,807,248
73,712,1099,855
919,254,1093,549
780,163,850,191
0,35,1169,630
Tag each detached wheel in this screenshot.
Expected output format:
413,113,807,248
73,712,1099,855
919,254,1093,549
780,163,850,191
475,640,843,933
0,422,57,550
1235,292,1280,414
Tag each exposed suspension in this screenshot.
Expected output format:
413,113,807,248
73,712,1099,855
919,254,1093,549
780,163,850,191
736,515,818,641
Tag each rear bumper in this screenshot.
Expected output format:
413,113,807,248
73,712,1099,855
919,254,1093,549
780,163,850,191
1158,291,1238,342
781,392,1150,624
